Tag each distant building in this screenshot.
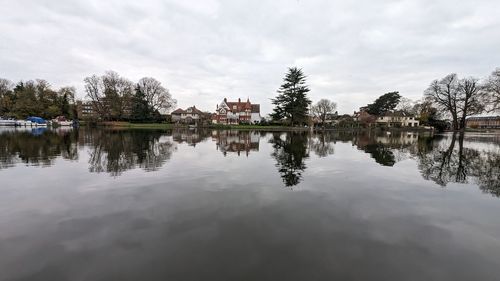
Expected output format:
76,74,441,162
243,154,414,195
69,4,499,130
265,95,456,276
171,106,204,124
376,112,420,127
213,98,261,124
76,100,97,119
466,116,500,129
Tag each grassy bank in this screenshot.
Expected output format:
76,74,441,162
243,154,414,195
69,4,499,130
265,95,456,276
79,121,438,132
207,124,311,131
82,121,309,131
83,121,174,129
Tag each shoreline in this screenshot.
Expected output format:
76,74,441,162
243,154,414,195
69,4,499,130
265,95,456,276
79,121,440,132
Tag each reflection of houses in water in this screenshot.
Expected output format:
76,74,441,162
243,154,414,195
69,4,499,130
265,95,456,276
375,132,419,145
212,130,259,156
172,129,209,146
351,131,421,166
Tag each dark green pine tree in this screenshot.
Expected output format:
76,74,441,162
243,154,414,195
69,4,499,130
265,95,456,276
130,85,151,122
366,91,401,115
60,93,70,117
271,67,312,126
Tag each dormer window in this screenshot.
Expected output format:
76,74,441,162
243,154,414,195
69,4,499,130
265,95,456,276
233,105,237,110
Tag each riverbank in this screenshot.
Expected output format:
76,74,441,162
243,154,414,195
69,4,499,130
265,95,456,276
80,121,174,129
79,121,440,132
81,121,308,131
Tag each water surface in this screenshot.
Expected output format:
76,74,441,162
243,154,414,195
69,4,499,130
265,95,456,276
0,127,499,281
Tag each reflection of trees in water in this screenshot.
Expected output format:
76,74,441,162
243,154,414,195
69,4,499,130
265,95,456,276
270,132,309,187
363,144,396,166
351,131,419,166
416,133,500,197
0,129,78,169
85,129,176,176
309,132,335,157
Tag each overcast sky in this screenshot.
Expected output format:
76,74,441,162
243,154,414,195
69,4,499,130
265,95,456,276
1,0,500,114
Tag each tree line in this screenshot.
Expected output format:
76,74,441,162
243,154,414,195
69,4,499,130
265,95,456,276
3,67,499,127
0,71,176,123
0,78,76,119
424,68,500,130
84,71,176,122
270,66,500,130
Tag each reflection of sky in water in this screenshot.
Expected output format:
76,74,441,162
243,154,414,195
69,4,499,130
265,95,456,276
0,129,500,281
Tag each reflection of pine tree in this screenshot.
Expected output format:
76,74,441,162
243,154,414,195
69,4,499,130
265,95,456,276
270,132,309,187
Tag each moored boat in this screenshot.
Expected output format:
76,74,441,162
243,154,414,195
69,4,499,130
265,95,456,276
0,118,17,126
26,117,47,127
52,116,73,126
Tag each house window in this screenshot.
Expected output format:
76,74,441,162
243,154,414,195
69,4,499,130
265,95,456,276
233,105,237,110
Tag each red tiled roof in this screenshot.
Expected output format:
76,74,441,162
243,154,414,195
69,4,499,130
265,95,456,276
220,99,260,114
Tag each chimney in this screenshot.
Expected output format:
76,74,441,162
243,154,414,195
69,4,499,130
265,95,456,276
224,98,227,102
238,98,241,103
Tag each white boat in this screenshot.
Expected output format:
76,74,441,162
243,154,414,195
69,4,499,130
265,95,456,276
55,120,73,126
52,116,73,127
15,120,32,126
0,119,17,126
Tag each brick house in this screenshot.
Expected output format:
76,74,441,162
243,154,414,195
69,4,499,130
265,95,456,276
212,98,261,125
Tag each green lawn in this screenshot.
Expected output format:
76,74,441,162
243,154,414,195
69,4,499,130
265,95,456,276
87,121,313,131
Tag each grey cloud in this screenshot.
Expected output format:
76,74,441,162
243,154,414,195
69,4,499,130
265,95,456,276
1,0,499,114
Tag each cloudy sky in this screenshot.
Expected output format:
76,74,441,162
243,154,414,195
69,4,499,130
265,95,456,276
1,0,500,114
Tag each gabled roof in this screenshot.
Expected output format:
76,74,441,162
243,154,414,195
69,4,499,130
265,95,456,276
172,106,204,115
171,108,184,114
251,104,260,113
217,98,260,113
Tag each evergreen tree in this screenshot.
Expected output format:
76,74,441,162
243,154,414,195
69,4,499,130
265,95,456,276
271,67,312,126
366,91,401,115
60,93,70,117
130,85,151,122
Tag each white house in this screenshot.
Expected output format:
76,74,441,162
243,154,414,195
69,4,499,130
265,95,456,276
171,106,204,124
376,112,420,127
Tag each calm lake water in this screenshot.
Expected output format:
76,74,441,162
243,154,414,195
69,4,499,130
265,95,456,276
0,127,499,281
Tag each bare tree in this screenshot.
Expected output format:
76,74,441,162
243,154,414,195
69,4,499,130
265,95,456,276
457,77,485,129
424,74,460,130
58,86,76,103
84,74,109,119
311,99,337,127
485,68,500,112
396,97,415,114
0,78,14,116
137,77,176,113
102,71,133,120
84,71,133,120
0,78,13,95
